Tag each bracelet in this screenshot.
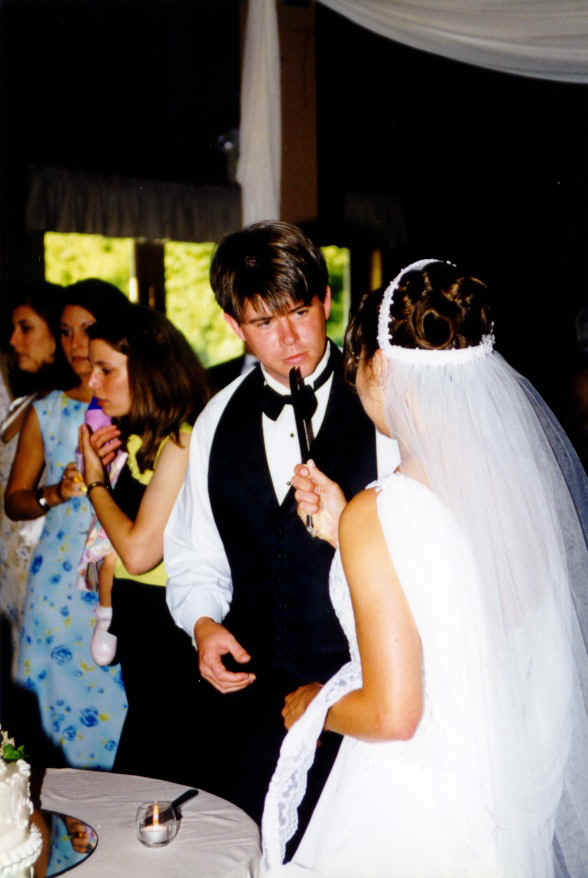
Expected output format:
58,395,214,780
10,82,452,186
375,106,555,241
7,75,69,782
86,481,109,497
34,486,49,513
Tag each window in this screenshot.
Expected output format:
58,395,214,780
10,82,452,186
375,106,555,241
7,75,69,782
45,233,350,367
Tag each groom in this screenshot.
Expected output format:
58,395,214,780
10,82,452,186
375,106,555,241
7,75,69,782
164,221,392,835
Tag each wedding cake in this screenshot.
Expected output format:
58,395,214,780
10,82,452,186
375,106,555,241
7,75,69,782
0,731,41,877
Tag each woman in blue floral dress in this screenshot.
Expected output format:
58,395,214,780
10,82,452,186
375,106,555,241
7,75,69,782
6,280,128,769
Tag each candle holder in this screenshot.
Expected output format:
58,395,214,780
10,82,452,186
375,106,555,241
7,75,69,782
136,801,178,847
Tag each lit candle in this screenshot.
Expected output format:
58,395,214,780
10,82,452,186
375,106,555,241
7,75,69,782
139,802,167,845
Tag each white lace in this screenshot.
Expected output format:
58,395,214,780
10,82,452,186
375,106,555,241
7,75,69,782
261,546,363,872
261,660,362,871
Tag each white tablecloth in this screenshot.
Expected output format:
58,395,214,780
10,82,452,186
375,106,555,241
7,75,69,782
40,769,260,878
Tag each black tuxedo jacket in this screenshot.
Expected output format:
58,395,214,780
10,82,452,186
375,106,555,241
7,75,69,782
207,354,246,394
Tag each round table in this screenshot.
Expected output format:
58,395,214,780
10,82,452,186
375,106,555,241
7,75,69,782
40,768,260,877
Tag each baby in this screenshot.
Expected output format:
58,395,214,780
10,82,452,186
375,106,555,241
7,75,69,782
75,398,125,666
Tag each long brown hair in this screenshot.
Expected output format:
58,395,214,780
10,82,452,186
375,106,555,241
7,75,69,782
88,304,210,470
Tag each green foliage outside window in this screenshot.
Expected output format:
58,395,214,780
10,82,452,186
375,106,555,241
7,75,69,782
322,245,349,349
164,241,241,367
45,232,132,294
45,233,349,367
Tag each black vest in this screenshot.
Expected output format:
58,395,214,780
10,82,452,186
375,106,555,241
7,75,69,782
208,346,377,690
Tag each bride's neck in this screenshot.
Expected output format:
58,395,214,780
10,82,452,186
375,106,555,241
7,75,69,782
399,454,429,488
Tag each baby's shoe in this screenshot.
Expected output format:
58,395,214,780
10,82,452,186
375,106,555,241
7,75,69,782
91,606,118,666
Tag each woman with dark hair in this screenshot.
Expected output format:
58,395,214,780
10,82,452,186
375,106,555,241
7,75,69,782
0,281,69,677
6,279,128,769
261,260,588,876
76,304,209,782
5,280,74,395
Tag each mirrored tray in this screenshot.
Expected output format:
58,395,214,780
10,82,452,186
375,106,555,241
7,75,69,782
33,811,98,877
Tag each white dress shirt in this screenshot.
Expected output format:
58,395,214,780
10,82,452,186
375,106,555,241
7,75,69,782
261,344,332,504
164,348,400,638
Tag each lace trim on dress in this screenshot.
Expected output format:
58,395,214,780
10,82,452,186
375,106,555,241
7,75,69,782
261,661,363,872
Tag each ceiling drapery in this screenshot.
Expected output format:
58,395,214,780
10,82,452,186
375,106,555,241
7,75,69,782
26,168,241,244
318,0,588,84
238,0,588,225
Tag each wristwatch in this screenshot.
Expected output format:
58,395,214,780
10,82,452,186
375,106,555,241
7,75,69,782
34,486,49,513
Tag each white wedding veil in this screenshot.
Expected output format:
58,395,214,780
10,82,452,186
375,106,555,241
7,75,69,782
379,261,588,876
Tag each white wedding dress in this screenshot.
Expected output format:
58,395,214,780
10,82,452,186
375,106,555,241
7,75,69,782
261,472,574,877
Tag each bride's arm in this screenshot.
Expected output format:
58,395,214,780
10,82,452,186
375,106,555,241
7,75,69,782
324,488,423,742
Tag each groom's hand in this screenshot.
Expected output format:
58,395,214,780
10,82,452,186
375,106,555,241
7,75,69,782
194,617,256,693
282,682,323,729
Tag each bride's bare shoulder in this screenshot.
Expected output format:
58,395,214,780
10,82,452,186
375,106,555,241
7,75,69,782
339,487,379,542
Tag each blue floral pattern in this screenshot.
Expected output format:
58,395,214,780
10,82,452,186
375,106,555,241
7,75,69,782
17,391,127,768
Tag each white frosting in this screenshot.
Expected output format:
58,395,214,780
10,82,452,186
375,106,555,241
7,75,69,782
0,759,41,876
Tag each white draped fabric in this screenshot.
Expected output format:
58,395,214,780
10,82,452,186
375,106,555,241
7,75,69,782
318,0,588,83
236,0,281,225
238,0,588,225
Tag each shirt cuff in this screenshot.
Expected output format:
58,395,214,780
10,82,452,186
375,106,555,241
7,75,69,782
171,590,227,641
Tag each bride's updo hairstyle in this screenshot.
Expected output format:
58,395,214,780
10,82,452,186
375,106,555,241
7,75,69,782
344,261,492,382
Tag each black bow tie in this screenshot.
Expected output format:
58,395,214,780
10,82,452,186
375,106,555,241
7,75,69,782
261,351,334,421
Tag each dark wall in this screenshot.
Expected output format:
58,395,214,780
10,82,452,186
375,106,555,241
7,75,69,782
5,0,240,182
316,5,588,435
0,0,241,284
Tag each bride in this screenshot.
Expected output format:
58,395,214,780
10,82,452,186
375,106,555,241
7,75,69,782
260,260,588,877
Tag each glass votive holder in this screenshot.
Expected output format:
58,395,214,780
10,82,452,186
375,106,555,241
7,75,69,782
136,801,178,847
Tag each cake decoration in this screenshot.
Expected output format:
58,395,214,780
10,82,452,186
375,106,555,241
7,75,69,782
0,729,42,877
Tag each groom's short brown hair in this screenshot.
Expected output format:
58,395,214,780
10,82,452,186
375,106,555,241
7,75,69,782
210,221,328,321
